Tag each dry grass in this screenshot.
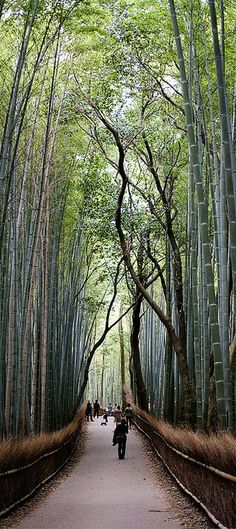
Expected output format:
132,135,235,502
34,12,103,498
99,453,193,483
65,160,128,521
0,405,85,474
0,405,86,519
133,405,236,477
130,402,236,528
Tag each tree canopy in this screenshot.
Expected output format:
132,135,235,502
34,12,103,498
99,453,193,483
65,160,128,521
0,0,235,437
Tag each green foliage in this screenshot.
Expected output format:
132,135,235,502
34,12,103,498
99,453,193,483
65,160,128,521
0,0,235,434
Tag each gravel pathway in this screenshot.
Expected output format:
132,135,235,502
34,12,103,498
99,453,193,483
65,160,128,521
1,418,214,529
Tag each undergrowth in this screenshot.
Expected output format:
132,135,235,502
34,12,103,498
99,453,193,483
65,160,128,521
0,405,85,473
128,395,236,528
133,406,236,477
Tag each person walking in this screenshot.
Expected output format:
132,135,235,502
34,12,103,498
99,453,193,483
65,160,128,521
93,399,100,418
112,418,128,459
112,403,117,416
124,403,133,429
85,400,93,422
114,405,122,424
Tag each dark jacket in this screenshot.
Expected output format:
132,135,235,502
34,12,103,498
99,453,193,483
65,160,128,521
85,402,92,415
113,421,128,444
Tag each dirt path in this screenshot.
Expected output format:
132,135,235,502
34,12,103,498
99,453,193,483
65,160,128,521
6,417,188,529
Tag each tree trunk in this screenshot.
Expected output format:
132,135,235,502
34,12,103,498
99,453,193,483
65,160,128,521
118,303,126,409
130,292,148,411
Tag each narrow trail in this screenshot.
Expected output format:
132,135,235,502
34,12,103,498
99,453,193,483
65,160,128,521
2,418,213,529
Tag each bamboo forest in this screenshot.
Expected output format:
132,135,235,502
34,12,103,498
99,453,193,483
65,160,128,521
0,0,236,440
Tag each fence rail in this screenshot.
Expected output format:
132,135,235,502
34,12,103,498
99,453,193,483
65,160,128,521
133,411,236,529
0,427,80,518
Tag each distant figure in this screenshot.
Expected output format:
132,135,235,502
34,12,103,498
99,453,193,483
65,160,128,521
112,403,117,416
124,403,133,429
85,400,93,422
113,418,128,459
114,405,122,424
93,399,100,418
107,403,112,416
101,412,108,425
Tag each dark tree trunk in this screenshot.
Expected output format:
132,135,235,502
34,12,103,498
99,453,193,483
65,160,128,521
118,308,126,409
0,1,5,18
129,355,134,396
130,292,148,411
89,101,195,425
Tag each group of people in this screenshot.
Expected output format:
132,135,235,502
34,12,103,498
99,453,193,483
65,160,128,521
85,399,133,459
113,403,133,428
85,399,101,421
85,400,133,426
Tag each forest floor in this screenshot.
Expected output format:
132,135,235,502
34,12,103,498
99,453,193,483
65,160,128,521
0,418,215,529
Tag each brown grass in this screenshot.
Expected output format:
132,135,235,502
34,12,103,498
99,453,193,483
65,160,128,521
133,405,236,477
0,405,86,518
0,404,85,474
130,402,236,528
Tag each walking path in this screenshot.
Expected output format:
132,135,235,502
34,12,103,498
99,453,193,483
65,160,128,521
9,418,186,529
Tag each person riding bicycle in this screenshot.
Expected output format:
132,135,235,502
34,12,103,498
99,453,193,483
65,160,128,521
112,418,128,459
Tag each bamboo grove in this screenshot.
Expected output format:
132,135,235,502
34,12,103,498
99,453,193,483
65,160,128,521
0,0,235,439
0,0,92,438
